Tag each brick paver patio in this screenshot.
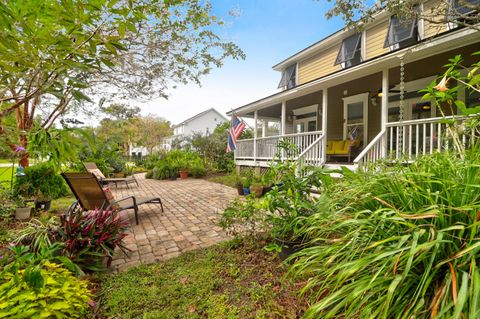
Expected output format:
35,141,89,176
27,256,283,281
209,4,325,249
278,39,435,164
110,173,237,272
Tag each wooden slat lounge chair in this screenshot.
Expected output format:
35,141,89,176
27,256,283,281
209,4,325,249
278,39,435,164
83,162,139,188
62,172,164,225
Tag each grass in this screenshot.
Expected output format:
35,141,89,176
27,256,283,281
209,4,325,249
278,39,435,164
205,172,238,188
50,195,75,213
97,239,306,319
0,166,14,186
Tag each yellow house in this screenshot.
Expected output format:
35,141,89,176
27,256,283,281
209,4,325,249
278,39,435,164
228,0,480,169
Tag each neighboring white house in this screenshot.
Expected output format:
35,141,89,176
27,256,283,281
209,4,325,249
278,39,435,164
163,108,228,150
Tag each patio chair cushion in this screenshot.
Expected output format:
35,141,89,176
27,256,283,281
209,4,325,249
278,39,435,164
331,140,346,155
89,168,106,180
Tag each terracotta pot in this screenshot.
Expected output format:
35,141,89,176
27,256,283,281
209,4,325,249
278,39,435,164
15,207,31,220
114,172,125,178
179,170,189,179
250,185,263,197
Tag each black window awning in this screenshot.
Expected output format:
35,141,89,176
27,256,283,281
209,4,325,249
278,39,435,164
335,33,362,65
278,64,296,89
384,15,417,47
448,0,480,17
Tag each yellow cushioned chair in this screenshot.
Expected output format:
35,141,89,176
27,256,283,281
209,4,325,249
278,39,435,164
331,140,346,155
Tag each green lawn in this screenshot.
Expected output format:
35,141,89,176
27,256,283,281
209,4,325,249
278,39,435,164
205,172,238,188
0,167,14,187
97,239,307,319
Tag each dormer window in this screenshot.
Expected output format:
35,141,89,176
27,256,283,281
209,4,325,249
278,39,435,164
448,0,480,28
278,64,296,90
335,33,362,68
384,15,418,50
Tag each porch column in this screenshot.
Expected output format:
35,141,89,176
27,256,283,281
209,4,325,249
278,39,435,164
322,88,328,162
381,68,389,157
262,120,267,138
254,110,258,164
281,101,286,160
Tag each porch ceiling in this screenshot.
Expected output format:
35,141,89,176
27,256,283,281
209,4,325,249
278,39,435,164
244,91,324,118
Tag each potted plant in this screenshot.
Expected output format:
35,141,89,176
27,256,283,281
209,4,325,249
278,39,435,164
249,175,263,197
14,197,31,220
34,191,51,211
234,176,244,195
242,178,251,195
179,168,189,179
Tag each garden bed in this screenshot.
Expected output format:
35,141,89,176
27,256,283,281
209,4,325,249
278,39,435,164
94,239,307,319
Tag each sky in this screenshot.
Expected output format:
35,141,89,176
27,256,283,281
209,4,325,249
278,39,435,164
138,0,345,125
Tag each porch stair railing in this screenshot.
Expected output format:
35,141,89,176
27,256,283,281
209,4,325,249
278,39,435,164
297,133,326,167
355,115,475,168
353,130,386,168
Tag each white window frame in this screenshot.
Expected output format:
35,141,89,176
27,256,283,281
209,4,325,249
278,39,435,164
342,93,369,143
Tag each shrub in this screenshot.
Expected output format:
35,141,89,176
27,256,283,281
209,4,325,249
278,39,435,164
290,149,480,319
14,162,69,200
59,209,129,272
146,150,206,180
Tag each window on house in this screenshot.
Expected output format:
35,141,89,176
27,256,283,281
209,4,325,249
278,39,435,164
335,33,362,68
448,0,480,26
384,15,418,49
277,64,296,89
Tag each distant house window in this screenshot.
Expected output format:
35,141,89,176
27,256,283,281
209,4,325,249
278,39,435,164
335,33,362,68
278,64,296,90
384,15,418,49
447,0,480,27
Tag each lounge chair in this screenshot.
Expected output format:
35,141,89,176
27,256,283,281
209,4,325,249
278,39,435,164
62,172,164,225
83,162,139,188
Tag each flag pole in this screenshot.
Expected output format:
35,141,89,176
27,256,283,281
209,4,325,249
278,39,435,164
230,109,253,129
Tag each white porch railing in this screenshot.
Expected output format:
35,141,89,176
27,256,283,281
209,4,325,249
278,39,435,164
298,133,326,167
355,115,475,167
235,131,325,165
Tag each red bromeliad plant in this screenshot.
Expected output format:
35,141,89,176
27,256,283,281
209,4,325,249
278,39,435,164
59,209,130,272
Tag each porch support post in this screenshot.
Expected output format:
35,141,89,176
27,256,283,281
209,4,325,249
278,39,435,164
322,88,328,163
254,110,258,164
281,101,286,159
381,68,389,157
262,120,267,138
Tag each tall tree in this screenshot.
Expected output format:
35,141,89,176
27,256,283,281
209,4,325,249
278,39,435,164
321,0,480,31
0,0,244,166
135,115,172,154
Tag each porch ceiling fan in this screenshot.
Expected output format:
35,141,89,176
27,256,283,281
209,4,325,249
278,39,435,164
371,85,405,98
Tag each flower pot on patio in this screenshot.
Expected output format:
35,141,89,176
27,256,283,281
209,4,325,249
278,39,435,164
114,172,125,178
235,182,244,195
15,206,31,220
250,184,263,197
34,199,51,211
179,170,189,179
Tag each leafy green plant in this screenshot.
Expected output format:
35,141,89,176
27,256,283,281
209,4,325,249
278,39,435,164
146,150,206,180
290,148,480,319
0,256,92,318
219,197,268,237
14,162,69,200
59,209,130,272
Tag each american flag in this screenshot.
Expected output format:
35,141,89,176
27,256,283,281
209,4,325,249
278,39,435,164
226,113,246,152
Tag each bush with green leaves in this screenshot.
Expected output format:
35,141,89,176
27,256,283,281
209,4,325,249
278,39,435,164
146,150,206,179
14,162,69,200
0,245,92,319
289,146,480,319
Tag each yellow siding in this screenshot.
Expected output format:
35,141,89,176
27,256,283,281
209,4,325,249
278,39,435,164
423,0,448,38
366,21,389,60
297,45,341,85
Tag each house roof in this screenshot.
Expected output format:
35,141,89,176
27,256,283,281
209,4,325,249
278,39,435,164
227,27,479,117
173,108,228,128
